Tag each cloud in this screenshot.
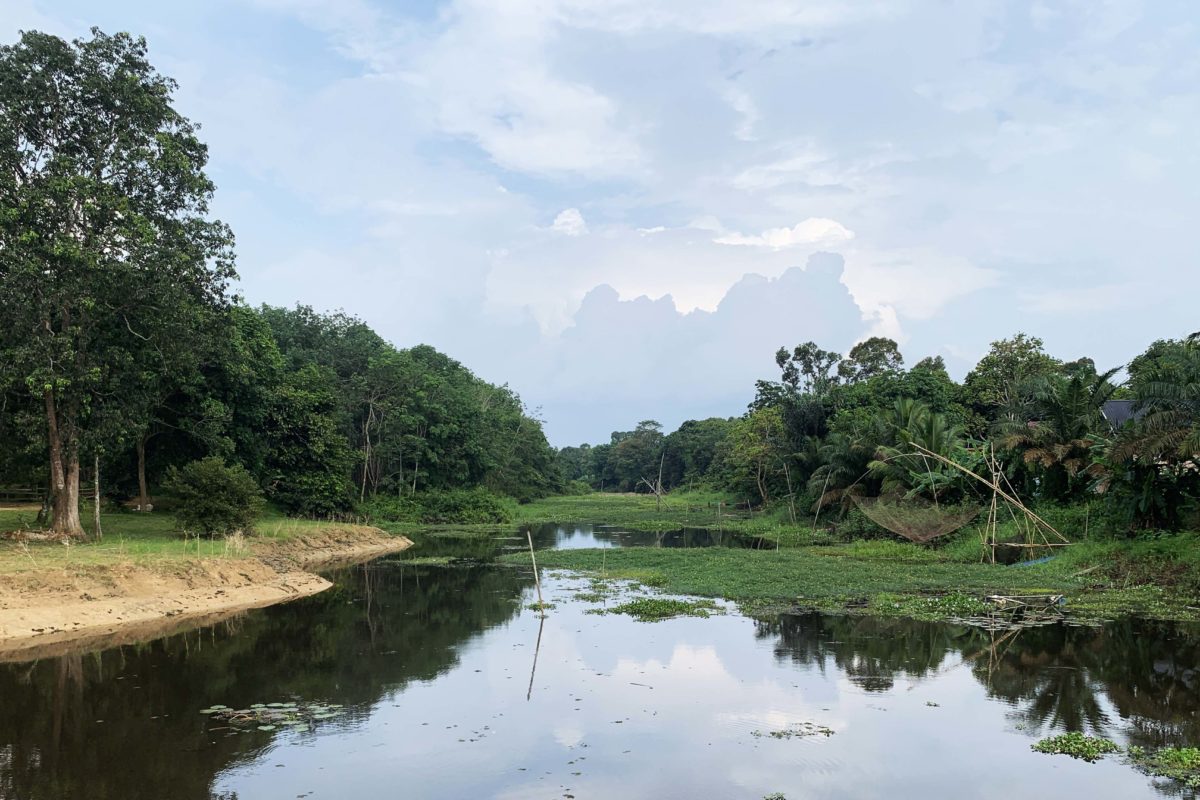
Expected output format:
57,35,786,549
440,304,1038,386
714,218,854,249
551,208,589,236
16,0,1200,445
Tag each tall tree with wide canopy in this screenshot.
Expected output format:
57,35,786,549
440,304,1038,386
0,30,235,536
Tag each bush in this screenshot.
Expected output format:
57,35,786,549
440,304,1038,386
359,494,424,524
361,488,515,524
827,506,890,542
164,457,264,537
1029,501,1117,540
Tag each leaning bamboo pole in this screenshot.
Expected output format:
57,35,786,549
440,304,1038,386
907,443,1069,544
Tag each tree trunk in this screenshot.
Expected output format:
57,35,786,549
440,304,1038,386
136,435,151,511
93,454,102,541
44,390,84,538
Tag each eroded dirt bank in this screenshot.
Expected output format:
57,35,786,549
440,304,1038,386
0,526,411,661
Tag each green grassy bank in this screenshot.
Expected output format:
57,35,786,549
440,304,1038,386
0,505,339,574
506,493,1200,623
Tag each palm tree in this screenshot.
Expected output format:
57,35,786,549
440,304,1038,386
870,399,969,502
807,431,876,512
994,367,1121,502
1113,343,1200,463
1101,340,1200,529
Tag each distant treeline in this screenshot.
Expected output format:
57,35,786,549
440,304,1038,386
558,334,1200,533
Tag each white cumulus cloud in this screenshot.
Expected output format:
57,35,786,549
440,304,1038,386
713,218,855,249
551,208,589,236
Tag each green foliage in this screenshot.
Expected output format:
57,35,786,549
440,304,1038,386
601,597,719,621
264,365,355,516
163,457,263,536
0,29,236,535
416,488,515,524
838,336,904,383
1031,732,1120,761
962,333,1061,433
1099,337,1200,531
1127,746,1200,789
993,365,1120,502
362,488,515,524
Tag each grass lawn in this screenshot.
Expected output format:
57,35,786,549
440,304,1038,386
0,504,334,574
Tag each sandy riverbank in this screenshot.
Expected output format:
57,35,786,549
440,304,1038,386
0,525,411,661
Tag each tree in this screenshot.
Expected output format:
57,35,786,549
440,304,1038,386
608,421,665,493
1100,338,1200,529
263,365,354,515
725,407,789,505
962,334,1060,433
775,342,842,396
0,30,235,536
995,366,1121,502
838,337,904,383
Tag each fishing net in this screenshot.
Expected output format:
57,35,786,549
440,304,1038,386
851,497,983,543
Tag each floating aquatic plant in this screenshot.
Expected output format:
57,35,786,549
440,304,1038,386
199,701,345,733
1031,732,1120,761
752,723,835,739
597,597,719,622
1127,746,1200,789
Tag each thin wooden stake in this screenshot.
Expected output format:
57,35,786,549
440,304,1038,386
526,615,545,701
526,529,545,615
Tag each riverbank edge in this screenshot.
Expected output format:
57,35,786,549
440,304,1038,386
0,525,411,660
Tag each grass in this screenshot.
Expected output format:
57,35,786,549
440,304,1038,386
514,491,832,542
0,504,338,574
501,494,1200,622
501,545,1070,619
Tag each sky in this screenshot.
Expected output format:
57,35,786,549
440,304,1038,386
5,0,1198,445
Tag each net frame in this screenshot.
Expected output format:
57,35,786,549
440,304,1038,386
851,496,983,543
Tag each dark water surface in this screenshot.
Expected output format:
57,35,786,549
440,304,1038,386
1,525,1198,799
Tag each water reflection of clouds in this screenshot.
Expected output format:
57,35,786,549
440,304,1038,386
209,573,1171,800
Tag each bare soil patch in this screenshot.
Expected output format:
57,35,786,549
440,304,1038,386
0,525,411,660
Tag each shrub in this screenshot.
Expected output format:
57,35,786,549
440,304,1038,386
359,494,423,524
361,488,515,524
827,506,890,541
164,457,264,537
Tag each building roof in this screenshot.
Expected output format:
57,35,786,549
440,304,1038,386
1101,400,1142,431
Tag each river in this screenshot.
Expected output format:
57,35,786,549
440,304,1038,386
1,523,1197,799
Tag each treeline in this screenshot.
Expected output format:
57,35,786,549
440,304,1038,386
0,29,559,537
559,333,1200,533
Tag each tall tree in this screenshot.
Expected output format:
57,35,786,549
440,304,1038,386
961,334,1060,433
0,30,235,536
838,337,904,383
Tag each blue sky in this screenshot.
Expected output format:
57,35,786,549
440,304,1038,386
6,0,1198,444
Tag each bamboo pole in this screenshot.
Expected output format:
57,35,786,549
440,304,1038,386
908,443,1068,543
526,529,545,615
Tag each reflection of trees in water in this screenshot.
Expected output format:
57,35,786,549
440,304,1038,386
756,612,983,691
0,563,532,800
974,624,1111,736
758,612,1200,749
978,620,1200,747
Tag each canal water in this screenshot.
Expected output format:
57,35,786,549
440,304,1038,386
0,523,1196,799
